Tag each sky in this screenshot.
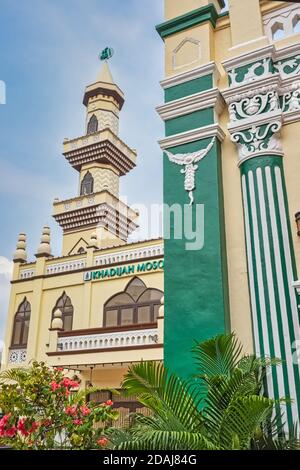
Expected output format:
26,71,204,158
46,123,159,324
0,0,167,348
0,0,229,349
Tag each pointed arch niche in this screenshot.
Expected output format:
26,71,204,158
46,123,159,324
103,277,163,327
51,292,74,331
11,297,31,347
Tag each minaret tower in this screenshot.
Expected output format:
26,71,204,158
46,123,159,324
53,48,138,256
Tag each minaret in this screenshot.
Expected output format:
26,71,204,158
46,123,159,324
53,49,138,256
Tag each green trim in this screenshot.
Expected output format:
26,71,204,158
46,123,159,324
165,108,214,136
163,138,229,379
156,4,219,39
165,75,213,103
241,155,300,427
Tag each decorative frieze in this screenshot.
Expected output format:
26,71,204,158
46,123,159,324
274,55,300,79
8,349,27,364
57,328,158,352
228,58,272,88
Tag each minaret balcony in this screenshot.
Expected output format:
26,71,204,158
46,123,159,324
63,128,137,175
53,190,139,238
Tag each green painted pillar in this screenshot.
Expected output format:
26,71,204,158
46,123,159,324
229,117,300,431
157,67,230,379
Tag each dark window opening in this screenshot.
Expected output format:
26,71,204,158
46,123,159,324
103,277,163,327
11,298,31,347
87,114,98,135
80,171,94,196
51,292,74,331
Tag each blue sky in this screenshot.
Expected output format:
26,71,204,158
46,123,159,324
0,0,229,347
0,0,166,346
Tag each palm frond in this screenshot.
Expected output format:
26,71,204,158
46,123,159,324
193,333,243,378
0,367,29,384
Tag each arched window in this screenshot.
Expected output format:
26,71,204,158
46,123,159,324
52,292,74,331
80,171,94,196
11,298,31,347
87,114,98,135
104,277,163,327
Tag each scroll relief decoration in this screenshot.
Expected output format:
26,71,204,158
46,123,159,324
274,55,300,79
228,58,272,88
165,137,215,205
231,122,283,161
281,81,300,112
227,88,280,122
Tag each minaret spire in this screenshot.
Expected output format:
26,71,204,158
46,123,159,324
53,50,138,256
96,61,114,84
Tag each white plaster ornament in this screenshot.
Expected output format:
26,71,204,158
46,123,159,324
165,137,215,205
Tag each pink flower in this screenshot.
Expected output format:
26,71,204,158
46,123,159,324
80,405,91,416
50,381,59,392
61,377,79,389
97,437,108,447
105,400,113,407
0,414,10,427
5,426,17,438
65,405,77,416
17,418,29,436
73,419,83,426
55,367,64,372
17,418,39,436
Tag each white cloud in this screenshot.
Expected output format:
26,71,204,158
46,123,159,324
0,256,13,278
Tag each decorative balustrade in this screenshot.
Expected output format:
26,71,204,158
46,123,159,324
57,327,158,352
46,259,86,275
19,269,35,279
19,244,163,279
94,244,164,266
8,348,27,364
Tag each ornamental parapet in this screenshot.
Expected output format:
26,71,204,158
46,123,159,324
63,128,137,175
56,324,159,353
15,240,164,281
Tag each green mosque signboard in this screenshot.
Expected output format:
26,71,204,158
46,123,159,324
83,259,164,282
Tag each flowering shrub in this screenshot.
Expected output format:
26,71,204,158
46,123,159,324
0,362,118,450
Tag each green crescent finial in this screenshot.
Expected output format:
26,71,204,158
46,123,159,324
99,47,114,61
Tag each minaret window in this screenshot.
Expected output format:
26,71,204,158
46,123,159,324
80,171,94,196
52,292,74,331
11,298,31,347
87,114,98,135
103,277,163,327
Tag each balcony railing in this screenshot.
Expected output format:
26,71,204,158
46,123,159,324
57,323,159,353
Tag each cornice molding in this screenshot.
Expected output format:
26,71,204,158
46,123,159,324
228,110,283,133
222,74,281,102
222,45,275,72
276,42,300,61
160,62,219,90
156,88,225,121
158,123,226,150
156,4,219,39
